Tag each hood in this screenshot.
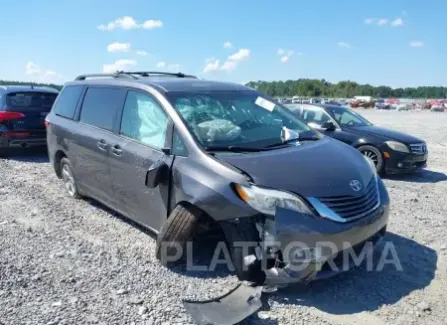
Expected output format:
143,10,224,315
217,137,373,198
349,125,424,143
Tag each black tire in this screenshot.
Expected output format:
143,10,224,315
0,148,8,158
357,145,384,175
156,204,202,266
60,158,81,199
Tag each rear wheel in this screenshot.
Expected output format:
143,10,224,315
156,204,202,266
0,148,8,158
60,158,81,199
358,145,384,175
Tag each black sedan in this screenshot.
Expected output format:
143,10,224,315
286,104,428,175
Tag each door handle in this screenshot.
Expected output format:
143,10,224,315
111,145,122,156
97,140,108,151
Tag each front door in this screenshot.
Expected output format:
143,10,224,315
109,90,173,232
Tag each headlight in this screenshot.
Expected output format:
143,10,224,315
233,184,315,216
385,141,409,153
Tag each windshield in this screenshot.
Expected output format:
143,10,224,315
167,91,317,149
6,92,58,111
326,106,372,127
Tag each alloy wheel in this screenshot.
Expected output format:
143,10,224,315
362,149,379,166
61,163,77,197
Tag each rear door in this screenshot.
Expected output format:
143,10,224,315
4,91,58,137
73,86,127,206
108,89,173,231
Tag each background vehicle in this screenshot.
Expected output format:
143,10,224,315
0,85,58,156
286,103,428,174
350,96,375,109
46,72,389,295
375,99,391,110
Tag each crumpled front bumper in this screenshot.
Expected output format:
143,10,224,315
264,179,390,286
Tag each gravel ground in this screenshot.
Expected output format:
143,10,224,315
1,109,447,325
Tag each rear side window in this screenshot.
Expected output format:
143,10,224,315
52,85,84,119
80,87,126,131
6,92,57,112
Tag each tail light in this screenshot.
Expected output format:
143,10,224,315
0,111,25,122
44,119,50,128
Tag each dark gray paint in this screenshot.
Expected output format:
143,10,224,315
47,76,387,240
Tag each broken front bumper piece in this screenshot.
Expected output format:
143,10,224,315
183,283,263,325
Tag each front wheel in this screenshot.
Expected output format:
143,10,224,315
357,145,384,175
156,204,202,266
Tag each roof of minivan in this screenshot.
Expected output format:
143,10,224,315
0,85,59,94
67,77,252,93
139,78,250,92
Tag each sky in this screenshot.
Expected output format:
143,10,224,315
0,0,445,88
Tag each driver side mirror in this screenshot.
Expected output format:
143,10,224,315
321,121,337,131
145,159,169,188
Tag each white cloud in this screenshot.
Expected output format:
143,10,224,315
98,16,163,31
136,50,148,56
202,48,250,73
364,18,375,24
142,20,163,29
26,62,43,75
337,41,351,48
377,18,389,26
409,40,424,47
156,61,166,68
103,59,137,73
25,61,62,82
223,41,233,48
220,60,239,72
391,18,404,27
228,48,250,61
203,59,220,73
107,42,131,53
277,48,294,63
220,48,251,72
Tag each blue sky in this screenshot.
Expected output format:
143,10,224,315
0,0,445,87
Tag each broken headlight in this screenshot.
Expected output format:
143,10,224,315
234,184,315,216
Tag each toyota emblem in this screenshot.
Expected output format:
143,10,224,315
350,180,362,192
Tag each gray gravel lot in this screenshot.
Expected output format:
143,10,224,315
1,109,447,325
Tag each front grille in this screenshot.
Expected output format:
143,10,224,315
409,143,427,155
317,177,380,221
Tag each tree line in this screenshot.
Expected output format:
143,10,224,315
246,79,447,99
0,80,62,91
1,78,446,99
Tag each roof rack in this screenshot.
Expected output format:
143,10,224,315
74,71,197,81
128,71,198,79
74,71,138,81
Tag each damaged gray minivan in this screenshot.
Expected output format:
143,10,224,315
47,72,389,322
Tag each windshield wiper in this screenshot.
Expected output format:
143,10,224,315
204,146,267,153
264,136,319,148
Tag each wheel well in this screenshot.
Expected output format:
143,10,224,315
54,150,67,178
171,201,220,235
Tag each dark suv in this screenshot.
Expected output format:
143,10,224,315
46,72,389,290
0,85,58,156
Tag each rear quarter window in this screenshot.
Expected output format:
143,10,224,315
79,87,126,131
52,85,84,119
6,92,58,112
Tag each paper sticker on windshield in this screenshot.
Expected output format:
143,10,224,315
255,97,275,111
